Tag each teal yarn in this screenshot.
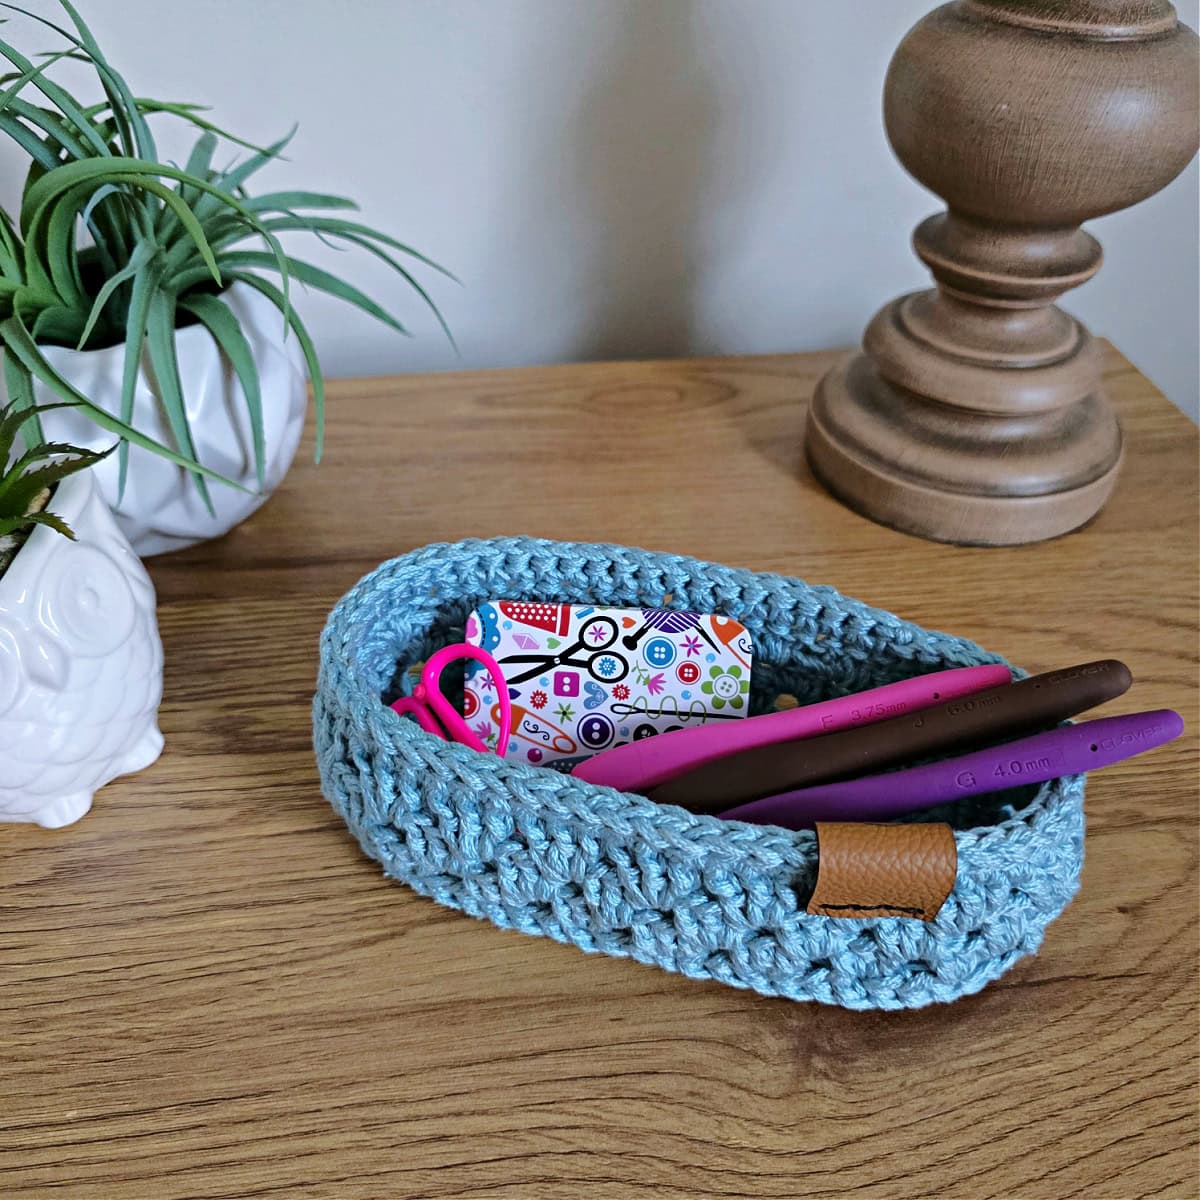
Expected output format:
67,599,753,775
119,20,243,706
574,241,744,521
313,537,1084,1010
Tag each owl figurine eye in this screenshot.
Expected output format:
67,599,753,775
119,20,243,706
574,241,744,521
38,543,136,658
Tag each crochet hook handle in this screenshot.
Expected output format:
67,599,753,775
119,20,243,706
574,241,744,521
722,708,1184,830
571,663,1011,792
651,659,1133,813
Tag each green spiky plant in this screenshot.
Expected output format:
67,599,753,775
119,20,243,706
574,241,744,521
0,395,110,575
0,0,452,509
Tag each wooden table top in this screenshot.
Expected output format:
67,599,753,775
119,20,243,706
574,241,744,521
4,346,1197,1200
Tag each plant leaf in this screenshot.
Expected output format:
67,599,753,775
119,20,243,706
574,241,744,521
217,250,409,335
292,216,458,282
0,508,74,538
0,397,116,456
0,311,239,486
79,180,121,230
0,386,27,465
1,346,39,444
2,0,156,160
227,270,325,462
30,303,84,345
0,101,131,269
21,157,295,316
199,128,295,210
0,203,22,278
0,442,110,512
0,109,62,173
24,167,222,290
58,0,156,157
179,129,217,209
2,95,96,162
26,158,279,266
0,45,73,117
242,190,358,215
144,289,214,513
2,436,103,476
135,98,277,155
0,30,111,157
17,153,284,321
76,235,155,349
116,249,158,499
43,184,89,307
179,291,266,489
257,215,456,347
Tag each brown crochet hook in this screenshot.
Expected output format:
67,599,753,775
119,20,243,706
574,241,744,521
647,659,1133,813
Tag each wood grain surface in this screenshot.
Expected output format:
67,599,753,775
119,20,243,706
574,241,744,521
2,345,1197,1200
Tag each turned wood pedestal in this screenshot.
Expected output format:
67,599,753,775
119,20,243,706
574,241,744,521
807,0,1199,545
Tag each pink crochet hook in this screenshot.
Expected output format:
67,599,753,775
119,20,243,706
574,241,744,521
571,662,1012,792
390,643,511,756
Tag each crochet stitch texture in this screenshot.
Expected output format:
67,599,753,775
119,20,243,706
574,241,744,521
314,537,1084,1009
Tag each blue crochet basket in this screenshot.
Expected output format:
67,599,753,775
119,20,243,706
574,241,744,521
313,537,1084,1010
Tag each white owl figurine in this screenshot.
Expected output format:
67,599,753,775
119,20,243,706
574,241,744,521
0,470,164,828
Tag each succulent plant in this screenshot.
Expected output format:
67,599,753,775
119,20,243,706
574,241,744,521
0,0,452,508
0,397,110,575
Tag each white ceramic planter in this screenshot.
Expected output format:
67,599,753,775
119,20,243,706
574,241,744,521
30,280,307,557
0,471,164,828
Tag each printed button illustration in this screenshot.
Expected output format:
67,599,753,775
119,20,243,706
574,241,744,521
701,664,749,710
643,636,676,668
465,602,753,766
578,712,615,750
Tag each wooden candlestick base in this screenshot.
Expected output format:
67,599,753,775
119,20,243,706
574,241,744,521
808,272,1124,545
809,361,1122,547
808,0,1198,546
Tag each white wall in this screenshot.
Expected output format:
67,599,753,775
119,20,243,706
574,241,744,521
2,0,1197,417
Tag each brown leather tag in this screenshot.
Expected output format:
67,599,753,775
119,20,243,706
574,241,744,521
806,822,957,921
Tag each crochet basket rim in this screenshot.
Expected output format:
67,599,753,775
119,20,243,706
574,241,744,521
314,536,1085,1009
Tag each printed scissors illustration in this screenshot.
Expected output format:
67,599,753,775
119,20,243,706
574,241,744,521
500,614,631,685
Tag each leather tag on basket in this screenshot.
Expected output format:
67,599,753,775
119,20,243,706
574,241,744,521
807,822,957,921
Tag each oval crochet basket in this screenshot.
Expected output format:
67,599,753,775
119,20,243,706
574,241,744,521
313,537,1084,1010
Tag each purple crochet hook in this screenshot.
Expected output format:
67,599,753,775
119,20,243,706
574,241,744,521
721,709,1184,830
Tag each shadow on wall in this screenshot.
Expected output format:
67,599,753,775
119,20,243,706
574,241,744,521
569,0,721,362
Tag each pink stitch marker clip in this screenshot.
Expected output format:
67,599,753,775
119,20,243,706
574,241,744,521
390,644,511,756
